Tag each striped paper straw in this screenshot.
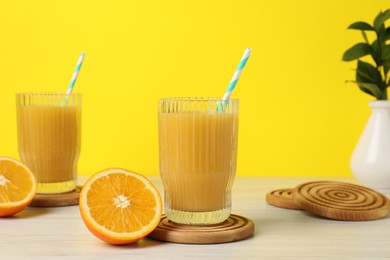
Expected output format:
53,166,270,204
66,53,85,94
223,48,252,100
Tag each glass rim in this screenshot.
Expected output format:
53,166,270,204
16,92,82,97
158,97,238,102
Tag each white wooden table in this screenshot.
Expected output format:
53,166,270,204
1,177,389,259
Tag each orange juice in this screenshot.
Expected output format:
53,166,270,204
158,98,238,224
16,93,81,194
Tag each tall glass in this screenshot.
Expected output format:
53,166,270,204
16,93,82,194
158,97,239,225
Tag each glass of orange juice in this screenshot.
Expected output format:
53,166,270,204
16,93,82,194
158,97,239,225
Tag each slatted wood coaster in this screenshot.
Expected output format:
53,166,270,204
292,181,390,221
148,214,254,244
266,188,301,210
29,186,82,207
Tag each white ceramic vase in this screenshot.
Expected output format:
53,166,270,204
350,100,390,190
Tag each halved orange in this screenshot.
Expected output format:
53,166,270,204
79,168,162,245
0,157,37,217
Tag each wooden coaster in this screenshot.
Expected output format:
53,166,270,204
29,186,81,207
293,181,390,221
148,214,254,244
266,188,301,209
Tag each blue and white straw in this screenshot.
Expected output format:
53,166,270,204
66,53,85,94
222,48,252,100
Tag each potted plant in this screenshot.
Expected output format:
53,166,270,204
343,9,390,190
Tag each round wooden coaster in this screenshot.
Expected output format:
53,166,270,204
148,214,254,244
293,181,390,221
29,186,82,207
266,188,301,210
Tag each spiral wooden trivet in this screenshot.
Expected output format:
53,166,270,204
266,188,301,209
29,186,82,207
148,214,254,244
293,181,390,221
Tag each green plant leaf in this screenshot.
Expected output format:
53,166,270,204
383,45,390,60
348,81,383,99
348,21,375,31
361,30,370,44
374,9,390,31
385,28,390,41
342,43,372,61
356,60,382,83
384,60,390,82
371,40,382,65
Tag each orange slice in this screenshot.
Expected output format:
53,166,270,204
79,168,162,245
0,157,37,217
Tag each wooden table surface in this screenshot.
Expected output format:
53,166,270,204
1,177,389,259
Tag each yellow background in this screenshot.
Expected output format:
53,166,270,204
0,1,389,177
